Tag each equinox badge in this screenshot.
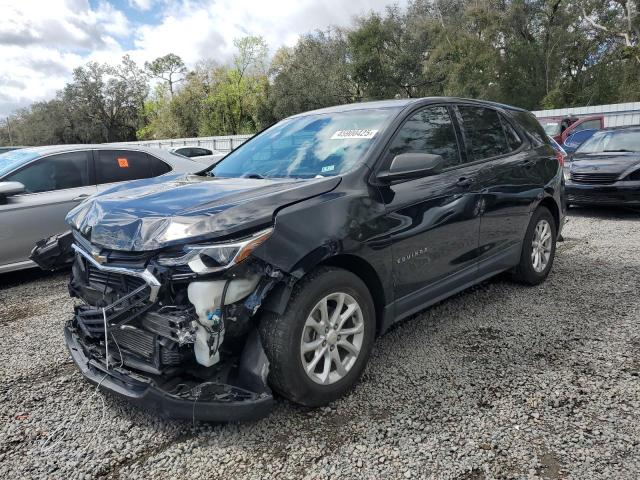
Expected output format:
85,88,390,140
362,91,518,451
397,247,429,264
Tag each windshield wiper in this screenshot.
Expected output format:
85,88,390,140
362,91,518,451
243,173,265,179
602,149,634,153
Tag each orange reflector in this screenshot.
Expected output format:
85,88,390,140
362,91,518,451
118,158,129,168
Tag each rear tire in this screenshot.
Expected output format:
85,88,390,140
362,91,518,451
512,206,557,285
259,267,375,407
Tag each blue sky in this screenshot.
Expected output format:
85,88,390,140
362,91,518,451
0,0,402,117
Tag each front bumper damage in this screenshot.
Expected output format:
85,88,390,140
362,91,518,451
36,231,283,421
65,325,273,421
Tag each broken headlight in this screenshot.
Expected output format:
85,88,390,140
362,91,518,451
157,228,273,274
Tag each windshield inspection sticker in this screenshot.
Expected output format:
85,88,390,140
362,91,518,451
321,165,335,173
331,129,378,140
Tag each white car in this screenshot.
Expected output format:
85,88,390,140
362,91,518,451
169,146,226,166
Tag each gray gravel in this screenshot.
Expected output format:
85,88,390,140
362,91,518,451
1,206,639,479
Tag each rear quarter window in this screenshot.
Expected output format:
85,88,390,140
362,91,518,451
512,111,549,146
149,155,172,176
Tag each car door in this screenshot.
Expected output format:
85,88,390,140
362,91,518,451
456,105,544,270
94,149,171,193
376,105,484,319
0,150,96,268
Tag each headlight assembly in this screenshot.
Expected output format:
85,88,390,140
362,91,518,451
157,228,273,273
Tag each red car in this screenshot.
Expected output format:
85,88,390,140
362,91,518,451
538,115,604,144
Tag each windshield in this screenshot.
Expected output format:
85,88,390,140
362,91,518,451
576,130,640,154
541,121,561,136
0,149,40,178
211,108,401,179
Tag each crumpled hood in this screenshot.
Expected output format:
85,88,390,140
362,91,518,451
66,173,340,251
570,152,640,176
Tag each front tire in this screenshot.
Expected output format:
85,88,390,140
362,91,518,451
512,206,557,285
259,267,375,407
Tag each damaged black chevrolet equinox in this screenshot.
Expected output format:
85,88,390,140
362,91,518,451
32,98,564,421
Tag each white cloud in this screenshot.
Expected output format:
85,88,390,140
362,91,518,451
131,0,398,64
0,0,404,117
129,0,155,11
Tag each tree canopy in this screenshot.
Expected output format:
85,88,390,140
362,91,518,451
2,0,639,146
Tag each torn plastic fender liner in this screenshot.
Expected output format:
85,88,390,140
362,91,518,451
30,230,74,271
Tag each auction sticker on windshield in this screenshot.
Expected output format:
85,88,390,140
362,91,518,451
331,129,378,140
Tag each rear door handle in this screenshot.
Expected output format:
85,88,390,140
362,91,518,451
73,194,90,201
456,177,475,188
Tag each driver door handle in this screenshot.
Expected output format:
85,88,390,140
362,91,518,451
456,177,475,188
73,193,90,201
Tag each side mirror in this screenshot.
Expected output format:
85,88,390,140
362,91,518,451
378,153,444,182
0,181,25,204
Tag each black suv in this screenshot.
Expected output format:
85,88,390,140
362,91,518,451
33,98,564,421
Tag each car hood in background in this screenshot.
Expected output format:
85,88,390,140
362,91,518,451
570,152,640,176
66,174,340,251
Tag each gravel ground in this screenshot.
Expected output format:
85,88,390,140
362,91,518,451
0,206,639,479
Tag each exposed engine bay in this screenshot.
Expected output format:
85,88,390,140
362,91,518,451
35,229,288,421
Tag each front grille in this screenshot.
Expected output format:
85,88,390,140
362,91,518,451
72,254,154,336
75,284,152,337
571,172,619,184
567,193,627,204
86,263,146,293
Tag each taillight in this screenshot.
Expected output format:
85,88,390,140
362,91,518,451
555,151,565,167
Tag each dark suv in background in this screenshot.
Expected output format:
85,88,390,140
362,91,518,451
34,97,564,421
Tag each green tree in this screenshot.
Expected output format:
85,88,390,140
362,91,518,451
269,29,359,119
145,53,187,97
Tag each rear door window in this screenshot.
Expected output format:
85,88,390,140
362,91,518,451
96,150,152,184
5,151,91,193
386,106,462,169
458,106,511,160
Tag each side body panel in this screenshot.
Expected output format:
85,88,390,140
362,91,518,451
379,165,483,317
0,185,97,270
252,171,395,306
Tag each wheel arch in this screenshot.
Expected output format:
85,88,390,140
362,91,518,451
318,254,386,335
259,253,387,336
537,196,561,233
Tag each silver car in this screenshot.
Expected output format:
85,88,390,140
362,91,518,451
0,144,202,273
